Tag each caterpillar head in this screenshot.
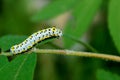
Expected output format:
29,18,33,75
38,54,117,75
51,27,62,37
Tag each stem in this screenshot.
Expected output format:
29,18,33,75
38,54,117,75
33,49,120,62
1,49,120,62
0,49,120,62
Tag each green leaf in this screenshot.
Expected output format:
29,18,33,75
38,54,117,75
0,56,9,69
0,35,27,51
63,34,98,52
31,0,77,22
97,70,120,80
64,0,102,48
108,0,120,53
0,53,37,80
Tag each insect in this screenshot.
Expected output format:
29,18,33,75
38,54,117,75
10,27,62,54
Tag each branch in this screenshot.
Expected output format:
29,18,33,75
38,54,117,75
33,49,120,62
1,49,120,62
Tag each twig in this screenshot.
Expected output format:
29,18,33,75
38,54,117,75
1,49,120,62
33,49,120,62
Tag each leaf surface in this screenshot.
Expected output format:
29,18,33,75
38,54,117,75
0,53,37,80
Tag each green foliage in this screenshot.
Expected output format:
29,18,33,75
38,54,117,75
97,70,120,80
63,34,98,52
0,55,9,69
0,53,36,80
0,0,32,35
0,35,27,51
0,0,120,80
0,35,36,80
90,25,118,54
64,0,102,48
108,0,120,53
31,0,78,22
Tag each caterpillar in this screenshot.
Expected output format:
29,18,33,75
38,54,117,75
10,27,62,54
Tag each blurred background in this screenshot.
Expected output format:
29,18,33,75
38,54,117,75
0,0,120,80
